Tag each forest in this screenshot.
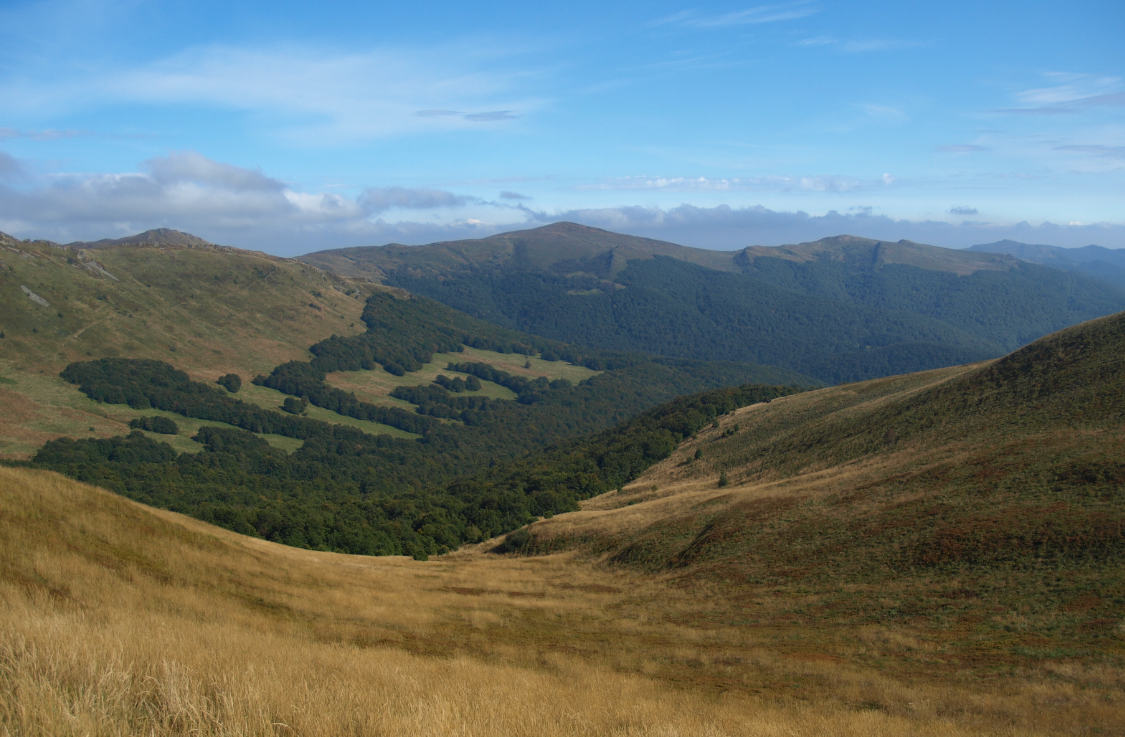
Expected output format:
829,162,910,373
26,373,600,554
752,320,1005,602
385,254,1125,383
25,292,802,557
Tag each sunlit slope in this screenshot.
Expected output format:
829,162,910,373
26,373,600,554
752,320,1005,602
1,232,379,376
4,466,1121,735
0,232,383,457
529,311,1125,638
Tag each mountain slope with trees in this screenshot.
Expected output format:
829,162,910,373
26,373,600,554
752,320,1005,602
301,223,1125,383
21,289,805,557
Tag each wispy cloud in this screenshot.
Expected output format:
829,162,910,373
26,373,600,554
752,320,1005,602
936,144,989,153
1,45,536,143
577,173,894,193
359,186,477,212
499,191,531,200
949,206,978,215
651,2,817,30
0,128,89,141
796,36,924,53
1055,144,1125,160
859,103,908,123
416,109,521,122
993,73,1125,115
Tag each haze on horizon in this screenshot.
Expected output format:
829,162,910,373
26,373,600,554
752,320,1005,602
0,0,1121,255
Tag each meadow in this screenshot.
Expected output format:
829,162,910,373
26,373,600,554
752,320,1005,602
2,466,1121,736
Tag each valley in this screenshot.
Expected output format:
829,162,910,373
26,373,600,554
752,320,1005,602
1,226,1122,734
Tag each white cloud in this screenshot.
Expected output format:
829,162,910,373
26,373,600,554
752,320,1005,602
0,152,479,252
0,45,538,143
2,153,1122,255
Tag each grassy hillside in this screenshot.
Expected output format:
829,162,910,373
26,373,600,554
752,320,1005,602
521,311,1125,664
3,465,1120,735
0,231,387,457
301,223,1125,383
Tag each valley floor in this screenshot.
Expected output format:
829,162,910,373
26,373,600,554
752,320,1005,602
2,466,1121,736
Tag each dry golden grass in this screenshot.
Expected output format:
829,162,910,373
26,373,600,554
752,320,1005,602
3,466,1121,735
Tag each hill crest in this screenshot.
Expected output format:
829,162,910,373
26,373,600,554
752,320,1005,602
302,222,1019,280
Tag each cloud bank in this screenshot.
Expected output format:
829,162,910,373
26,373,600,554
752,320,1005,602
1,151,1122,255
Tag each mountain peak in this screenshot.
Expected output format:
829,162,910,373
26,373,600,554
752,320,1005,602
68,229,217,249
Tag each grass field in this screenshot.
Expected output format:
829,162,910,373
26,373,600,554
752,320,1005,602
324,346,601,408
4,465,1120,736
0,363,307,457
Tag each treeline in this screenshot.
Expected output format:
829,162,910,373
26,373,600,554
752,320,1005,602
33,355,798,557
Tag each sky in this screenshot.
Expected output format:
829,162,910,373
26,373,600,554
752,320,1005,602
0,0,1122,255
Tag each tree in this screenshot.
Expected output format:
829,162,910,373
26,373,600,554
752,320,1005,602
281,396,308,415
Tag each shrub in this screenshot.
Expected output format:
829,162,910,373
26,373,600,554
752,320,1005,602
128,416,179,434
493,527,531,554
718,471,729,488
217,373,242,393
281,396,308,415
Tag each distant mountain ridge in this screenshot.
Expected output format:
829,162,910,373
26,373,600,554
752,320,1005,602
305,222,1018,281
0,228,218,251
301,223,1125,385
968,239,1125,290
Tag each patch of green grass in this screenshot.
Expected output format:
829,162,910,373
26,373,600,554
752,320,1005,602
238,382,420,439
0,365,306,455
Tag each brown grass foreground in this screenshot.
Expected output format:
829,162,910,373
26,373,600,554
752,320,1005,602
3,467,1121,735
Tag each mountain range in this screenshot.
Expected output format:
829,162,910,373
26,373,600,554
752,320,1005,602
969,239,1125,290
301,223,1125,384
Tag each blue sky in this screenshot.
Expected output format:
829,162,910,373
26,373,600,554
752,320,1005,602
0,0,1122,255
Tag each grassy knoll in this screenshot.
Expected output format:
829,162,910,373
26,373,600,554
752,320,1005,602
523,312,1125,690
4,465,1119,735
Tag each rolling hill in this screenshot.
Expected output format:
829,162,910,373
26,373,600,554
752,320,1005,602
301,223,1125,384
516,310,1125,658
3,313,1123,734
0,230,386,458
969,239,1125,290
